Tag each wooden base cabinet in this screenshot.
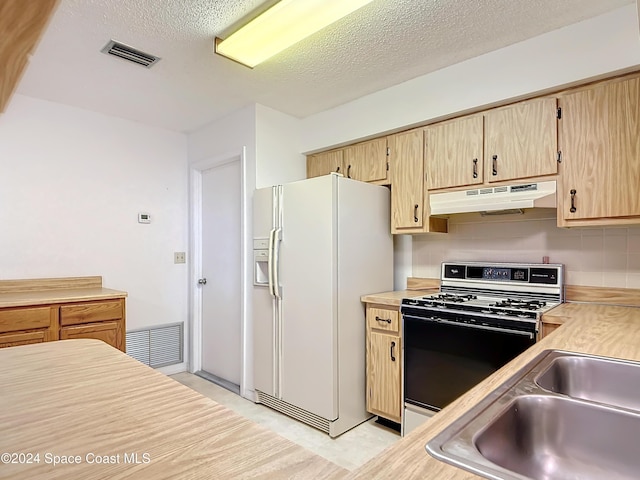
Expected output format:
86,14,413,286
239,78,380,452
366,305,402,423
0,298,125,352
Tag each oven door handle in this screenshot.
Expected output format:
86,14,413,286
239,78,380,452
403,315,535,340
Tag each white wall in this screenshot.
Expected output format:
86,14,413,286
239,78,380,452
255,104,305,188
413,212,640,289
0,94,189,331
300,4,640,153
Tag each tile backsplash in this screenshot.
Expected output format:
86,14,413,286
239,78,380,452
413,211,640,288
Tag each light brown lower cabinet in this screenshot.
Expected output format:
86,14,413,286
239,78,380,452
0,298,125,352
61,321,123,350
366,304,402,423
0,329,50,348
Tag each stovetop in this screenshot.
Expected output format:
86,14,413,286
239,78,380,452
409,292,559,319
402,261,564,322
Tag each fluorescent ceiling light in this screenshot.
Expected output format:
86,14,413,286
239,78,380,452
215,0,374,68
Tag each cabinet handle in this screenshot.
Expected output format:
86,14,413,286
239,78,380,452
390,341,396,362
570,189,577,213
492,155,498,176
198,278,207,285
375,316,392,324
347,164,352,178
414,204,419,223
472,158,478,178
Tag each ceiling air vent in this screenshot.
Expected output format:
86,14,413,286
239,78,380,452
101,40,160,68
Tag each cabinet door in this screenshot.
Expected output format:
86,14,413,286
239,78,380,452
60,321,123,350
559,76,640,221
0,330,48,349
484,97,558,182
389,129,424,230
425,115,484,190
306,150,344,178
367,331,401,422
343,138,388,183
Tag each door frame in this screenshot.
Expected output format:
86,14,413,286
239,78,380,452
189,148,248,397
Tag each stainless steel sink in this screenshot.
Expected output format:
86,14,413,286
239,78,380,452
536,355,640,411
426,350,640,480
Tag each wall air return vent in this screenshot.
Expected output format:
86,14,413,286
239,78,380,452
101,40,160,68
126,323,183,368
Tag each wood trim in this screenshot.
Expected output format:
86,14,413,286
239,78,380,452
0,0,60,112
0,276,103,293
406,277,440,290
565,285,640,307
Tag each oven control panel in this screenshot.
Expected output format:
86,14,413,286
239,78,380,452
443,262,562,286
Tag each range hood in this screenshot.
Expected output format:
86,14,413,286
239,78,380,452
430,181,556,215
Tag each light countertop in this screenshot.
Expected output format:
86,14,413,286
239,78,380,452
349,303,640,479
0,287,127,308
361,289,437,307
0,339,346,479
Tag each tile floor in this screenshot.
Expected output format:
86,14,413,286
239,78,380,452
170,372,400,471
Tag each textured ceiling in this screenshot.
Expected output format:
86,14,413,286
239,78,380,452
16,0,634,133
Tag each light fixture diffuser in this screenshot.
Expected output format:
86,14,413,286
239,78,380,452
215,0,374,68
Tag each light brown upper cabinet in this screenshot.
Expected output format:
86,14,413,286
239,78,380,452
1,0,59,113
306,149,344,178
425,114,484,190
343,137,389,184
484,97,558,183
388,129,447,234
557,74,640,226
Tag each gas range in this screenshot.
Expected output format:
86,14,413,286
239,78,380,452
402,262,563,330
401,262,564,424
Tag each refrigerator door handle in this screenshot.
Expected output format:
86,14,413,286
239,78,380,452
273,227,282,299
268,228,276,297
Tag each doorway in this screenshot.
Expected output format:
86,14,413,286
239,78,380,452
190,151,245,395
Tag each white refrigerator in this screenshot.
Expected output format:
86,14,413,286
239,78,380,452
252,173,393,437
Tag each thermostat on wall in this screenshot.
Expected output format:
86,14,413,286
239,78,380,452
138,213,151,224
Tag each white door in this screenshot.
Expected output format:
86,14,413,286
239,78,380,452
200,159,242,388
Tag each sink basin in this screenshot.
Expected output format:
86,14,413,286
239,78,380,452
536,355,640,411
475,395,640,480
426,350,640,480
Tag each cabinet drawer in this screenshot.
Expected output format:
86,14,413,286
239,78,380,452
60,321,121,349
0,330,48,348
60,300,123,326
367,307,400,333
0,307,53,333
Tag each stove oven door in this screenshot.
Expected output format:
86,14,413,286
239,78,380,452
403,313,535,412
